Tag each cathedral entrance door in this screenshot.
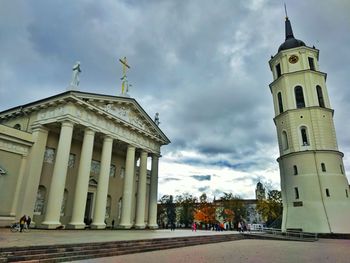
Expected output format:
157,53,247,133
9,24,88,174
84,192,94,225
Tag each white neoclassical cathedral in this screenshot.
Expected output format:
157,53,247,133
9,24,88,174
269,16,350,233
0,90,170,229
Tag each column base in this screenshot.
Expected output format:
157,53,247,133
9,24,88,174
148,224,159,229
117,224,133,229
40,221,63,229
134,224,146,229
66,223,86,229
90,223,106,229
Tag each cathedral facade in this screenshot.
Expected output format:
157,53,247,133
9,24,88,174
0,91,170,229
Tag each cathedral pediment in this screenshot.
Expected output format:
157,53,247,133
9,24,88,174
0,91,170,148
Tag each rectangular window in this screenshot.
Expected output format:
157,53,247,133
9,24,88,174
326,188,330,197
308,57,315,70
276,63,281,78
109,164,116,177
321,163,326,172
44,147,55,164
346,189,348,198
340,165,344,174
91,160,101,176
294,187,299,199
293,165,298,175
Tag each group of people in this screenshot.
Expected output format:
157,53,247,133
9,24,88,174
237,221,247,232
19,215,31,232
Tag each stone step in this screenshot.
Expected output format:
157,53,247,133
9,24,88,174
1,234,242,262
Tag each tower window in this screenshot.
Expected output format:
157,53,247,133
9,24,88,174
294,187,299,199
340,164,344,174
308,57,315,70
321,163,326,172
276,63,281,78
277,92,284,113
282,131,289,150
293,165,298,175
300,126,309,146
346,189,348,198
294,86,305,108
316,86,325,108
325,188,330,197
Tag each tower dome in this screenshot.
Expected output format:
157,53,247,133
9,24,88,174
278,17,305,52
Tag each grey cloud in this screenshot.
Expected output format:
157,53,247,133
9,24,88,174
191,175,211,181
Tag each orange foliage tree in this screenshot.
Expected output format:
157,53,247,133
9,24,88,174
194,204,217,224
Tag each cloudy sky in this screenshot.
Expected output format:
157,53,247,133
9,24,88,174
1,0,350,200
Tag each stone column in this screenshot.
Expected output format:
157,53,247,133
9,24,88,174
17,126,48,219
148,154,159,229
41,121,74,229
135,150,148,229
91,136,113,229
67,128,95,229
118,145,136,229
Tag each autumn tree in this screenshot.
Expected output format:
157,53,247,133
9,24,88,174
193,193,216,226
219,192,246,229
256,189,282,226
175,193,197,228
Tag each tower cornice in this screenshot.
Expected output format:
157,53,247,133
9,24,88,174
277,149,344,162
273,106,334,124
269,70,327,93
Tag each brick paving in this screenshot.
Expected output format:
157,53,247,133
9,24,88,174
1,228,350,263
80,238,350,263
0,228,234,248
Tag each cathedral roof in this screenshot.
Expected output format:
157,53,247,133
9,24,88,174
278,17,305,52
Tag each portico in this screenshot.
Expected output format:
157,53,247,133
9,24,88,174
0,91,170,229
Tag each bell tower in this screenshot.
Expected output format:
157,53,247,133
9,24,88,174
269,16,350,233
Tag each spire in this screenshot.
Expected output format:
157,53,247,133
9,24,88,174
278,9,306,52
285,17,295,40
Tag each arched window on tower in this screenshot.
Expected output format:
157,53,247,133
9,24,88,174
316,85,325,108
295,86,305,108
300,126,309,146
282,131,289,150
277,92,284,113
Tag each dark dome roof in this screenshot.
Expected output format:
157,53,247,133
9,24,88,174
278,17,306,52
278,38,305,52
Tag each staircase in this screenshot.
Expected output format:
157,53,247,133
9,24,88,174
0,234,243,262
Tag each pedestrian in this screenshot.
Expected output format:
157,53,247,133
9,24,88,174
238,221,242,232
111,219,115,229
170,222,176,231
26,216,31,229
192,222,197,232
19,215,27,232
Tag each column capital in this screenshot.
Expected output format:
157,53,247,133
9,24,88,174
61,120,74,128
31,124,49,133
84,128,96,136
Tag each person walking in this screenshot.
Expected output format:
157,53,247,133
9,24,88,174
192,222,197,232
19,215,27,232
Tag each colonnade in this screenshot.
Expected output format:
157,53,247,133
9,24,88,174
40,121,159,229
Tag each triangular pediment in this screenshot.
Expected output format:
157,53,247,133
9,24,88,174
72,92,170,144
0,91,170,145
